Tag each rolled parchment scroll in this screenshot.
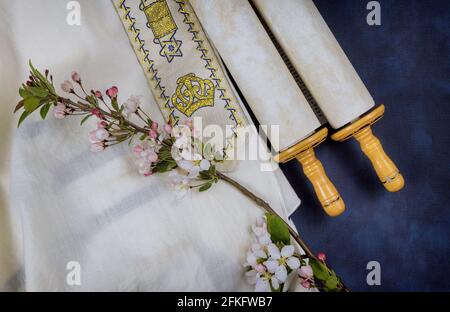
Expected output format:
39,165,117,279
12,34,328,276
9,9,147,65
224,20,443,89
191,0,345,216
254,0,404,192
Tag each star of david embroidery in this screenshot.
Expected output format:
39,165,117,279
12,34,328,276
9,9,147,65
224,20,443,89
155,32,183,63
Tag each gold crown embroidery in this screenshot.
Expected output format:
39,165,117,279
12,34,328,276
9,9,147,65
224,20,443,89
172,73,215,117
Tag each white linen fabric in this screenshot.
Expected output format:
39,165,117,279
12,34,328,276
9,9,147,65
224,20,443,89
0,0,301,291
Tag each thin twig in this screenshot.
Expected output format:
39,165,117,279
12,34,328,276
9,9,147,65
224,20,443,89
58,97,149,135
216,171,315,259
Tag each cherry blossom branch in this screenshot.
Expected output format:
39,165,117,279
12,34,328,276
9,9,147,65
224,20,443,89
15,63,349,292
57,96,149,135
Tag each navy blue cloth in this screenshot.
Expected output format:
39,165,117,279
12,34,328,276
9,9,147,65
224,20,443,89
285,0,450,291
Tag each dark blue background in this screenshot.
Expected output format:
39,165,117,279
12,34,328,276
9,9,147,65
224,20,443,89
285,0,450,291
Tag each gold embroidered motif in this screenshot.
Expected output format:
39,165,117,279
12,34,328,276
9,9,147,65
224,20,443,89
172,73,215,117
175,0,242,128
142,0,177,39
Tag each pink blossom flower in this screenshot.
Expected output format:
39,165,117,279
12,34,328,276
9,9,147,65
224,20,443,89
317,252,326,262
301,280,311,289
151,121,159,131
133,144,143,155
90,108,104,119
97,120,108,128
61,80,73,93
298,265,314,289
106,86,118,99
94,90,102,99
298,265,314,280
133,140,162,176
163,123,172,134
90,142,105,152
71,71,81,83
146,150,158,163
53,103,67,119
149,129,158,139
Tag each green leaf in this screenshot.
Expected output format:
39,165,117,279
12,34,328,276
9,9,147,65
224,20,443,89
29,60,55,93
28,87,49,98
265,213,290,245
325,273,339,291
153,160,177,173
39,103,51,119
209,164,216,176
19,87,30,99
17,110,29,127
199,171,211,180
309,258,330,281
80,114,92,125
111,98,119,111
23,97,41,112
128,135,135,146
86,95,98,106
199,182,212,192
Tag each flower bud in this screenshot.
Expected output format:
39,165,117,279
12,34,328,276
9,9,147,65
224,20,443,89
61,80,73,93
90,142,105,152
317,252,326,262
149,129,158,139
71,71,81,83
106,86,118,99
97,120,108,128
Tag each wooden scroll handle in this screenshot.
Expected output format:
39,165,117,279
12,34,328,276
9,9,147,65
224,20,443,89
277,128,345,217
296,148,345,217
331,105,405,192
353,126,404,192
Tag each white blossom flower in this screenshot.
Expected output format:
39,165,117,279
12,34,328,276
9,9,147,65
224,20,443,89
173,125,192,148
255,274,272,292
263,244,300,286
136,157,152,176
255,271,283,291
53,103,67,119
89,128,109,143
251,217,272,246
168,170,191,199
199,159,210,171
123,95,141,116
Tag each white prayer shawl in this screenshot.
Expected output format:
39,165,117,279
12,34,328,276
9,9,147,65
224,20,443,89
0,0,302,291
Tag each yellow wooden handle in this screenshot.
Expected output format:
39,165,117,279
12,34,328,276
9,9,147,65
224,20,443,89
353,126,404,192
296,148,345,217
